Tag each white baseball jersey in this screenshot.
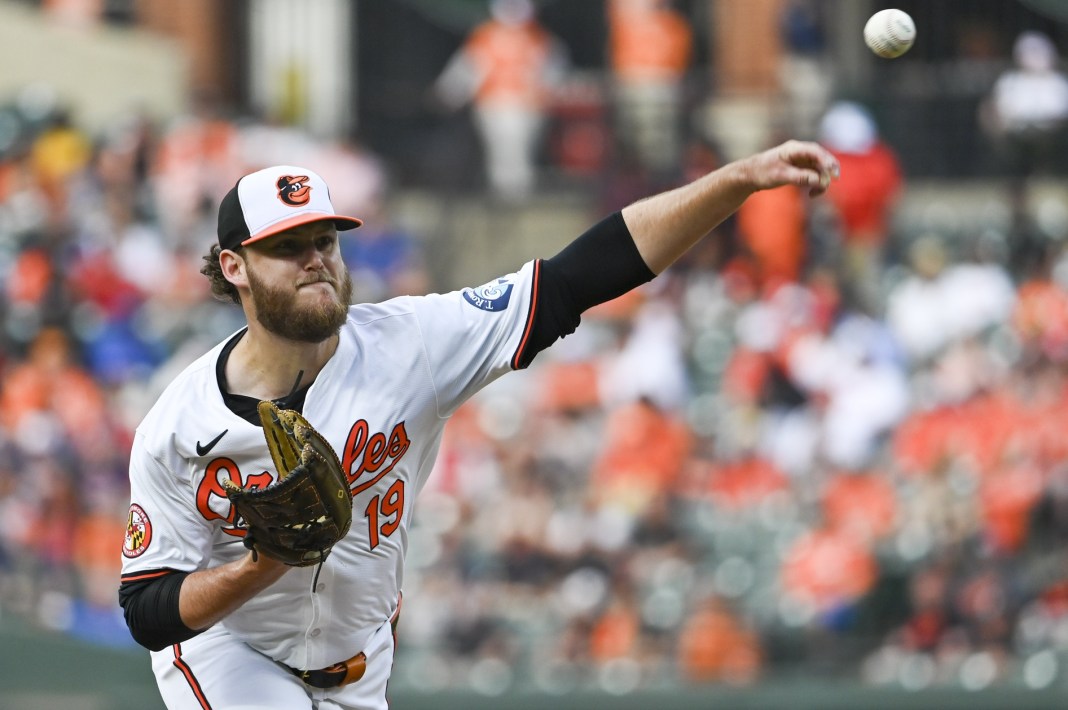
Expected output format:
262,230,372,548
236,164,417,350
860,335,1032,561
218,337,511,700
121,262,537,672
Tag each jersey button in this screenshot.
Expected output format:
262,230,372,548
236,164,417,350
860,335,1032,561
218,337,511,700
316,584,326,592
310,628,321,637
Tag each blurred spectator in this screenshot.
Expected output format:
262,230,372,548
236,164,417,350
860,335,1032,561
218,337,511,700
80,108,159,234
980,459,1044,554
606,0,693,182
151,90,243,244
818,101,903,312
599,294,690,411
591,397,692,515
887,234,1015,367
342,207,430,302
899,562,953,654
29,106,91,218
72,502,126,608
313,138,390,223
1015,578,1068,655
885,237,952,365
43,0,103,28
735,182,808,291
980,31,1068,184
821,469,898,543
781,525,879,620
434,0,569,201
319,142,430,301
0,328,107,444
1013,258,1068,364
588,588,641,665
677,595,762,684
777,0,834,140
786,316,910,470
704,455,790,511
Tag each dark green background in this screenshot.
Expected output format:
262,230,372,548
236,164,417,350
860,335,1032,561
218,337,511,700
1,615,1063,710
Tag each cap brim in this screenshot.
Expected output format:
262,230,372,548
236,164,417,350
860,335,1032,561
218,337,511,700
239,214,363,247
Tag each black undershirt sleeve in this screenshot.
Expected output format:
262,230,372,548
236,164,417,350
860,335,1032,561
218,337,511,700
512,211,655,369
119,570,199,651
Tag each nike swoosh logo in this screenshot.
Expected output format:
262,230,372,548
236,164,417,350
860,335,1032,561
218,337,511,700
196,429,229,457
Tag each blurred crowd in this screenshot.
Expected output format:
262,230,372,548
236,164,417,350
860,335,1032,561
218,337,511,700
2,0,1068,700
0,84,426,640
395,93,1068,692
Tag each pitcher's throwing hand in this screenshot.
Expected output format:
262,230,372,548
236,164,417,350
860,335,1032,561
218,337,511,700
745,139,841,197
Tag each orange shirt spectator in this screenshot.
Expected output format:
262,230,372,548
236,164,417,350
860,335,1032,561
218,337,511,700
979,462,1044,553
607,0,693,176
592,399,693,511
434,0,567,200
781,526,878,612
152,99,243,239
1013,278,1068,360
706,456,790,511
6,248,53,307
822,471,897,541
536,360,602,413
892,392,1025,478
462,14,558,109
589,597,641,663
0,328,108,436
608,0,693,82
736,184,807,289
678,597,762,684
892,407,954,476
720,348,770,405
73,510,128,607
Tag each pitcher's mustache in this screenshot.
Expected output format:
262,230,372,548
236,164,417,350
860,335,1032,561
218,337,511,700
298,275,336,287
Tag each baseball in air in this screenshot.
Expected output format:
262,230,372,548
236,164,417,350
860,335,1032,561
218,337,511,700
864,9,915,58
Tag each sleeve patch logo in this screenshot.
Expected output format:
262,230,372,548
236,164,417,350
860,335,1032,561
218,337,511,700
123,503,153,558
462,278,514,312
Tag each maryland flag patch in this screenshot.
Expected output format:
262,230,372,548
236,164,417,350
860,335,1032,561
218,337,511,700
123,503,153,558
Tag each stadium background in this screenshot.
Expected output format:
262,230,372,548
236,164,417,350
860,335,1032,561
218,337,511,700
2,0,1068,708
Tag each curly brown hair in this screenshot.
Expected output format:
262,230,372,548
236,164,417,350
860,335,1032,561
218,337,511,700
201,244,242,304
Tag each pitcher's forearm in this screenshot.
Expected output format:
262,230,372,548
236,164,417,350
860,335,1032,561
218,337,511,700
622,162,752,275
179,554,289,631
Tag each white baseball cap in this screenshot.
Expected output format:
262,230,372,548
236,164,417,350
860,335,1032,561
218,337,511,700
216,165,363,251
819,101,877,155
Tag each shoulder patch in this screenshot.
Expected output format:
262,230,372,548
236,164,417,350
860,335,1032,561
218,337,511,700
463,277,514,312
123,503,153,558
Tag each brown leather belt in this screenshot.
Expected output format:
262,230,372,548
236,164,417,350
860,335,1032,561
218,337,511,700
289,598,402,690
289,651,367,689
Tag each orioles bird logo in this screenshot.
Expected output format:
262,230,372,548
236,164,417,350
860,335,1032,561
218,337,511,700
277,175,312,206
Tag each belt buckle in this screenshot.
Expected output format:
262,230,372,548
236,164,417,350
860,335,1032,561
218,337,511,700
296,651,367,689
335,652,367,688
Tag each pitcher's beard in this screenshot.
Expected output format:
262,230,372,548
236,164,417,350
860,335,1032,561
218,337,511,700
247,268,353,342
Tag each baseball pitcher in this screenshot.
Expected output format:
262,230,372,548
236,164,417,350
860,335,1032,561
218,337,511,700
119,142,838,709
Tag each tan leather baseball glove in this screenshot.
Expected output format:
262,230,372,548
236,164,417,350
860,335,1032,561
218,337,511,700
224,401,352,566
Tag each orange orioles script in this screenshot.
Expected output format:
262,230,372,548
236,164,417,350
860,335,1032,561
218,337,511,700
195,418,411,530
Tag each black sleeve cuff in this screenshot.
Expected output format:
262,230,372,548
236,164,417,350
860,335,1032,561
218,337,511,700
545,211,655,313
511,212,655,369
119,570,200,651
